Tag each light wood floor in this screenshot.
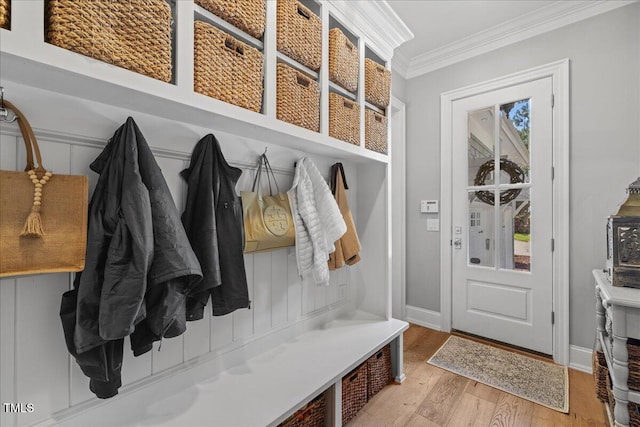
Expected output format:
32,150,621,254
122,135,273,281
349,324,608,427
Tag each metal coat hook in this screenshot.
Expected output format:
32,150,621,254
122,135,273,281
0,87,18,123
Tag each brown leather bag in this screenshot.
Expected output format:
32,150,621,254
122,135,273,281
0,100,88,277
241,153,295,253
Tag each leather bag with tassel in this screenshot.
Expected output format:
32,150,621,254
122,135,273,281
0,100,88,277
241,153,295,253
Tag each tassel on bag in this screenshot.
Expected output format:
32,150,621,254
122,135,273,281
20,169,52,238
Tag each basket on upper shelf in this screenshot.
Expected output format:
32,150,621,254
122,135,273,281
195,0,266,39
194,21,264,112
329,92,360,146
0,0,9,30
277,0,321,71
329,28,358,92
365,109,388,155
277,63,320,132
365,58,391,109
46,0,173,83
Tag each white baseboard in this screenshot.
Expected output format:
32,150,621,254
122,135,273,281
405,305,441,331
569,345,593,373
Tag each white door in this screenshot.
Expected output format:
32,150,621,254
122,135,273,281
451,77,553,354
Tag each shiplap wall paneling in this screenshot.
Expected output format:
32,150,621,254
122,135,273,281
271,249,288,328
253,251,274,336
233,254,255,342
287,249,303,322
0,133,18,427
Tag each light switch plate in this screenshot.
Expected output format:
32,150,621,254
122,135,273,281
427,219,440,231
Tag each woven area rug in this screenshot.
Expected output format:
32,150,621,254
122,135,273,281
427,336,568,413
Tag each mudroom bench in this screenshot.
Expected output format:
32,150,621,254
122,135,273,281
42,317,408,427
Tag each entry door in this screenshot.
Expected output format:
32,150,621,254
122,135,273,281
451,77,553,354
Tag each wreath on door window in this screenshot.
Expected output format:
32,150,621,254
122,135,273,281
474,158,526,205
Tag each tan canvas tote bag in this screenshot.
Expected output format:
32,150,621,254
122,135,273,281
0,100,88,277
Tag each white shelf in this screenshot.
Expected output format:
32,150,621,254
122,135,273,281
276,52,320,80
329,81,357,101
194,4,264,50
365,102,386,115
594,269,640,309
48,318,409,427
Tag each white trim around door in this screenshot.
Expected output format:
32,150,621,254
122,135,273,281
440,59,570,365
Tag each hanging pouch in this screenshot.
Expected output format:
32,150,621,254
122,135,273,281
240,153,295,253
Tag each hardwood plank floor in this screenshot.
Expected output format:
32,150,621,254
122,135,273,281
349,324,608,427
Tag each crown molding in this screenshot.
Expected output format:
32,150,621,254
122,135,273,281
392,50,411,79
325,0,414,60
406,0,637,79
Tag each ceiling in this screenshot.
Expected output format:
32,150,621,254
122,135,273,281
385,0,636,79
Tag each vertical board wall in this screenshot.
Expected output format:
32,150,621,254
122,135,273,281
0,85,355,427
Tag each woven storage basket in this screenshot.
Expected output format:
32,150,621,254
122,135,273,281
367,344,393,399
277,0,321,71
279,393,326,427
329,92,360,146
365,58,391,109
630,401,640,427
195,0,266,39
365,109,388,154
0,0,9,30
277,63,319,132
329,28,358,92
593,350,609,403
194,21,264,112
46,0,172,82
342,363,368,425
607,372,615,420
629,338,640,391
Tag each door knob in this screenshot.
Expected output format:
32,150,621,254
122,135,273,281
454,238,462,249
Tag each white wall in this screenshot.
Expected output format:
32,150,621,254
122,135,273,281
0,83,354,427
404,3,640,349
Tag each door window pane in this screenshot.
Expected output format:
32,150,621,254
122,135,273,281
499,187,531,272
468,191,494,268
499,99,530,184
468,107,495,187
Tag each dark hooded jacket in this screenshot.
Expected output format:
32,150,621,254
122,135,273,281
181,134,249,318
60,117,202,398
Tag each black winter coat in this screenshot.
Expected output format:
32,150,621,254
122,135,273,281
60,117,202,398
181,134,249,317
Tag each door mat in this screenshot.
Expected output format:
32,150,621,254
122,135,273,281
427,335,568,413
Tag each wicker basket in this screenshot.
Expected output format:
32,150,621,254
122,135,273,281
365,109,388,154
194,21,264,112
367,345,393,399
607,372,615,420
329,93,360,146
46,0,172,82
593,350,609,403
279,393,326,427
365,58,391,109
277,63,319,132
0,0,9,30
629,338,640,391
342,363,368,425
277,0,321,71
329,28,358,92
630,401,640,427
195,0,266,39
